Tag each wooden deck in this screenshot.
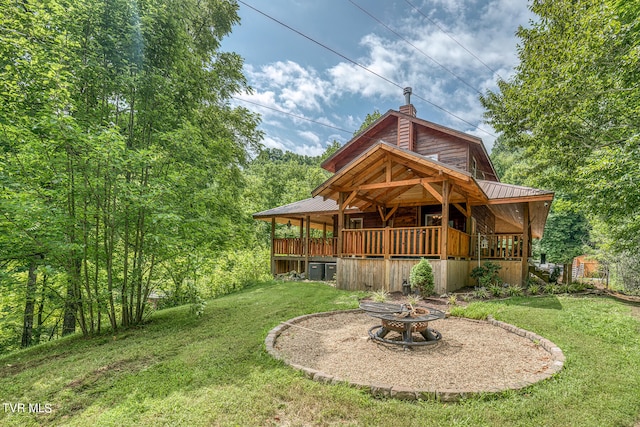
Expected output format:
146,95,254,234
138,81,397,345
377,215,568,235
272,229,527,287
273,227,522,260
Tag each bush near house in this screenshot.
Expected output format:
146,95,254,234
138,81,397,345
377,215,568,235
410,258,435,296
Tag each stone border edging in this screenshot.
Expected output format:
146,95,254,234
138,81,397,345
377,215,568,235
265,310,565,402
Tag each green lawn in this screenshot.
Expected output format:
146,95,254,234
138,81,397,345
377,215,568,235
1,281,639,426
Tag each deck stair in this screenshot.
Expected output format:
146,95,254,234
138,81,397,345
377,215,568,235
529,264,551,283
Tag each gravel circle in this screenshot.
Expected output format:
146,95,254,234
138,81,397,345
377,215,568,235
269,310,561,397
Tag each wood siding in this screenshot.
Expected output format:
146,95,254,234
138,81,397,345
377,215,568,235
414,128,469,171
337,258,443,293
489,260,523,285
446,260,472,292
472,205,496,235
336,258,472,293
390,206,418,227
334,126,398,171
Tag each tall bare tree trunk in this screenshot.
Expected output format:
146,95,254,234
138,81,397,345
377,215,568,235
62,283,76,336
21,255,41,347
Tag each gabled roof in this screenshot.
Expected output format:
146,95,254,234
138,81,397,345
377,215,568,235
313,141,488,209
321,108,495,178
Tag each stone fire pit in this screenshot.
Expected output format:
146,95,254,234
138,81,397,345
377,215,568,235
265,310,565,401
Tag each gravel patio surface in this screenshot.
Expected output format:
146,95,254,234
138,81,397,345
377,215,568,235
273,310,554,393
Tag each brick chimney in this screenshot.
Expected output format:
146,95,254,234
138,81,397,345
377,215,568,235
398,87,416,150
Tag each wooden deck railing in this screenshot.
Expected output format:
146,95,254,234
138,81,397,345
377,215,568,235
471,234,524,259
272,229,511,259
388,227,441,257
342,226,451,257
307,237,338,257
273,237,337,257
448,228,472,258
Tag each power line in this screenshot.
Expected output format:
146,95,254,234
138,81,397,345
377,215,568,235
348,0,482,96
236,0,497,139
403,0,504,80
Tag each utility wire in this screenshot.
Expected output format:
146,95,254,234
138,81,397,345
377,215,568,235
348,0,482,96
236,0,497,139
403,0,504,80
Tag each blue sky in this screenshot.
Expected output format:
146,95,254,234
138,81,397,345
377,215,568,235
222,0,534,156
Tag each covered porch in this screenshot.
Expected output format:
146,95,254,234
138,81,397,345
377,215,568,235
254,143,552,290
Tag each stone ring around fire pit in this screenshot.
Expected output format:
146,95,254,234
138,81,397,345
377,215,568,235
265,310,566,401
359,302,445,348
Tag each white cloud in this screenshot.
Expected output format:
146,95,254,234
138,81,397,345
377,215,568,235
234,0,530,155
247,60,334,113
261,136,288,151
297,130,321,145
297,143,326,157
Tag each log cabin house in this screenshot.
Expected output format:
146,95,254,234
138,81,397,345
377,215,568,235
253,89,554,293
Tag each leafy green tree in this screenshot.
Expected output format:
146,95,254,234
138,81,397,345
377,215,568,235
1,0,262,345
481,0,640,284
354,110,382,136
538,200,591,284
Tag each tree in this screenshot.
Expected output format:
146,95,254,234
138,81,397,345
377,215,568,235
354,110,382,136
538,200,591,284
480,0,640,279
1,0,262,343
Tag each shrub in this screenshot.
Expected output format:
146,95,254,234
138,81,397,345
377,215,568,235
473,286,489,299
506,284,524,297
470,261,503,287
410,258,435,296
544,283,557,294
569,282,586,293
370,290,389,303
527,284,541,295
489,284,504,297
208,248,272,298
407,294,422,306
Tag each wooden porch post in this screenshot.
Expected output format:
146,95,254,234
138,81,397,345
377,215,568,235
440,181,450,260
305,215,311,277
466,202,473,257
521,202,530,286
384,226,391,291
322,223,327,256
298,218,303,274
337,193,345,257
270,217,276,276
440,181,450,293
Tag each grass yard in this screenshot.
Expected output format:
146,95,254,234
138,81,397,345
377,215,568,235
1,280,639,426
